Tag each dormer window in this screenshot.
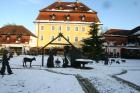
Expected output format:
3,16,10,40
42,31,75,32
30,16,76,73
6,36,10,41
80,15,85,21
50,14,56,20
57,5,62,10
74,6,78,10
17,34,22,41
65,14,70,20
17,37,21,41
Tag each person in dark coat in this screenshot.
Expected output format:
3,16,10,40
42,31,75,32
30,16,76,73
62,57,69,68
46,49,54,68
0,47,13,75
104,54,109,65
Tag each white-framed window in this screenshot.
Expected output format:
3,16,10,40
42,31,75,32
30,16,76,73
58,37,61,41
40,25,44,31
66,26,70,31
51,25,55,31
51,36,54,41
67,36,69,41
58,26,62,32
40,35,43,41
75,26,79,31
75,37,78,42
81,26,85,32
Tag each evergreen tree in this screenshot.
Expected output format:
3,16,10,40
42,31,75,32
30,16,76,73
82,23,104,62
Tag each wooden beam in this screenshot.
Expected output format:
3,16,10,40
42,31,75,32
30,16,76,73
50,43,71,45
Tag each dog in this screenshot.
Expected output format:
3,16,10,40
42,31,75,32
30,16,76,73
116,60,120,64
23,57,36,67
121,59,126,63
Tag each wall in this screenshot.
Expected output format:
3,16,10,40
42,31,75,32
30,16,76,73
35,22,91,48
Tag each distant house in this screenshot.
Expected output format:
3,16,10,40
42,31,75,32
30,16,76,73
104,26,140,58
0,25,37,55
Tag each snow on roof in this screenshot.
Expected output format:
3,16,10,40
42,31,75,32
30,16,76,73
123,47,140,50
133,30,140,35
88,10,93,12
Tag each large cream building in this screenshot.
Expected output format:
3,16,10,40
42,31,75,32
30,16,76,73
35,0,101,48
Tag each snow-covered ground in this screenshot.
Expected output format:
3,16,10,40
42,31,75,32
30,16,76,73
0,69,84,93
0,55,140,93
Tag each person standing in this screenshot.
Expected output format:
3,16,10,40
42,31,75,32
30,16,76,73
47,49,54,68
0,47,13,75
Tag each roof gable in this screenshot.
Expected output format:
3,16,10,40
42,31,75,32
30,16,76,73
130,26,140,35
40,2,95,13
0,25,36,37
36,1,100,23
133,30,140,35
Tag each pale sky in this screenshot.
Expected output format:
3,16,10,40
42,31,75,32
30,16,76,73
0,0,140,32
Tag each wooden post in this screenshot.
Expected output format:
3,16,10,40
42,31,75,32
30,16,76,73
42,49,44,66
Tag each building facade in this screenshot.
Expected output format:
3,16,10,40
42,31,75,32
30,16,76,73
35,1,101,48
0,25,37,55
104,26,140,58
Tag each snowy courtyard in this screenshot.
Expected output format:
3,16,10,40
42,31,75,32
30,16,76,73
0,55,140,93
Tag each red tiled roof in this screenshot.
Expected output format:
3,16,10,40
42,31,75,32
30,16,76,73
36,11,100,22
36,2,100,23
105,29,130,35
40,2,95,12
0,25,36,37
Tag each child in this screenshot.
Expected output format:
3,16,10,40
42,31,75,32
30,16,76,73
55,58,61,67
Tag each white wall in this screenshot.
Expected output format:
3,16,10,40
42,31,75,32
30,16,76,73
29,36,37,47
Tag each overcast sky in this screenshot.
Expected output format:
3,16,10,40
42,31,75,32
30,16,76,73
0,0,140,32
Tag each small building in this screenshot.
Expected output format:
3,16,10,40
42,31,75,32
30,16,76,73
104,26,140,58
0,25,37,55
